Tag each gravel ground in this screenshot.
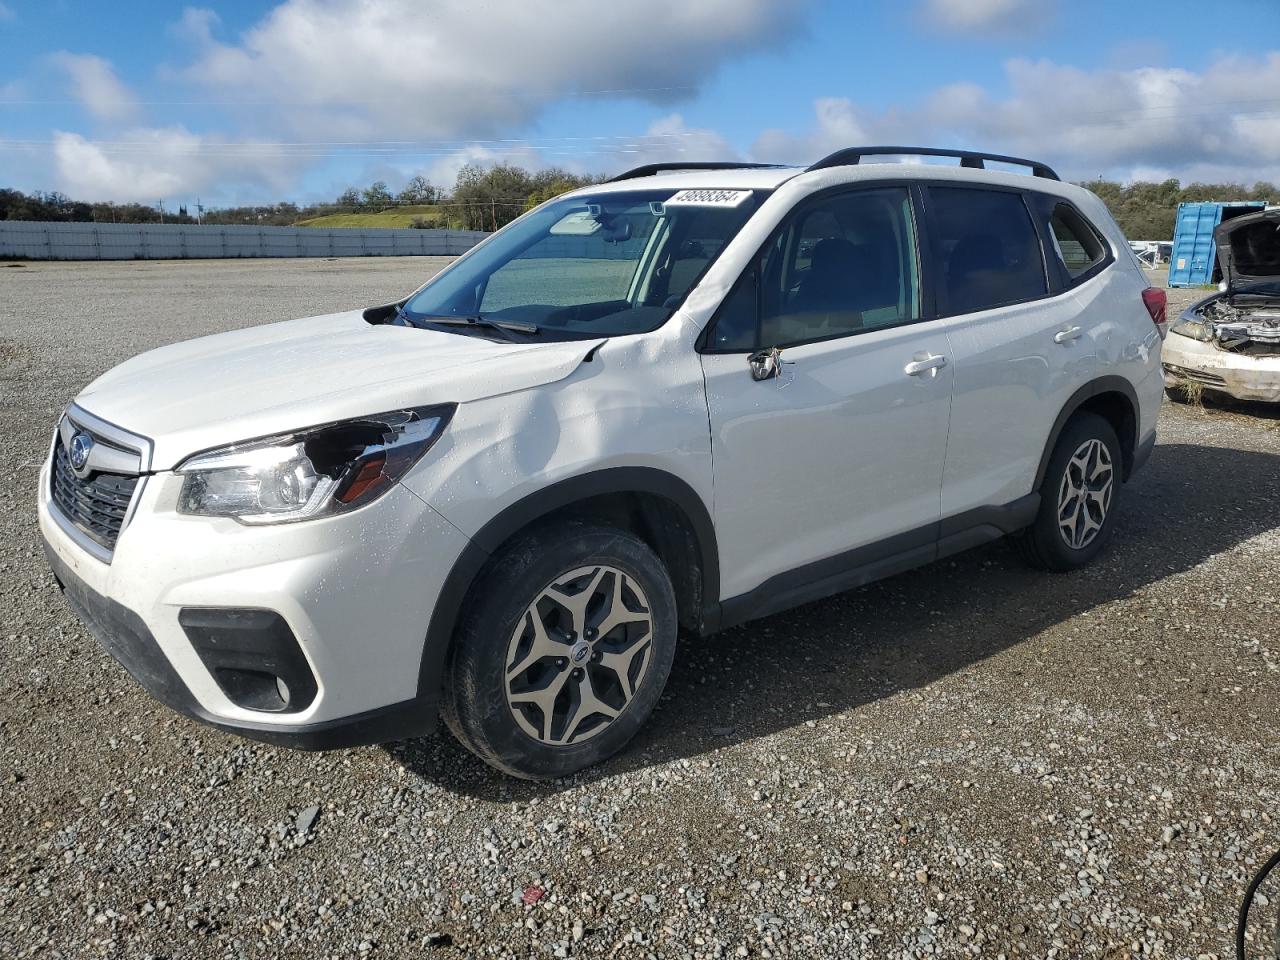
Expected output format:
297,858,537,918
1,258,1279,959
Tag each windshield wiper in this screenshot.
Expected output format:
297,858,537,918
409,313,539,340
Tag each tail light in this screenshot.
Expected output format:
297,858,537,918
1142,287,1167,335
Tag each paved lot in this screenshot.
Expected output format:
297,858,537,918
1,258,1278,959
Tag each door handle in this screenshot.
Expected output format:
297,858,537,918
904,353,948,377
1054,326,1083,344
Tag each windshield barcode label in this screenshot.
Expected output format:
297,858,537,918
664,189,753,208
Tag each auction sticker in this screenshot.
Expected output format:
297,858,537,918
663,189,753,207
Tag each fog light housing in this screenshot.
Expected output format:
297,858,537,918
178,608,318,714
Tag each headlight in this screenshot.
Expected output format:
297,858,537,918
1169,309,1214,342
176,405,453,524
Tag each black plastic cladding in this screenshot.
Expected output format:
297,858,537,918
608,149,1060,185
178,608,319,714
807,146,1060,181
607,162,785,183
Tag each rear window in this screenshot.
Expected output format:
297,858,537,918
930,187,1048,316
1048,203,1108,280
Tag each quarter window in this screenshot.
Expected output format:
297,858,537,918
1048,203,1107,280
930,187,1048,316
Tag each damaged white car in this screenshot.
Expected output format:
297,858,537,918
39,148,1165,778
1165,208,1280,403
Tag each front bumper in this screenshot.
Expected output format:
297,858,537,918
38,450,473,749
1162,333,1280,403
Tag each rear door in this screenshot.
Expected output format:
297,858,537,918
700,185,953,602
924,185,1099,520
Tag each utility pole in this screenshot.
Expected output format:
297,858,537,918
158,199,164,224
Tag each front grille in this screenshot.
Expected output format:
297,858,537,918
50,436,139,552
1163,363,1227,387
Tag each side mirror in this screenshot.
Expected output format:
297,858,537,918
749,348,780,382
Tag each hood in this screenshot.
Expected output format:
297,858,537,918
1214,208,1280,290
77,310,602,469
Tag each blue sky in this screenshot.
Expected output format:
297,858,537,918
2,0,1279,207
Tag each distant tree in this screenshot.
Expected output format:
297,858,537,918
362,181,393,208
448,163,533,230
1251,182,1280,203
5,170,1273,237
524,167,603,211
398,175,439,204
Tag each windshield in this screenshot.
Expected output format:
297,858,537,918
401,188,765,339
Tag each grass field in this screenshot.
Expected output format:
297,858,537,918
294,205,448,229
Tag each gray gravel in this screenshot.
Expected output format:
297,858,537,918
2,257,1279,959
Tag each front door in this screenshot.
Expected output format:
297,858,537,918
699,186,953,603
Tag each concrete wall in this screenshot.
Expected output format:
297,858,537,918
0,221,488,261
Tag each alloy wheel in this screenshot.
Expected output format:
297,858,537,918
1056,438,1114,550
504,565,653,746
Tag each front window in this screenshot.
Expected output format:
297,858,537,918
401,189,765,340
707,187,921,351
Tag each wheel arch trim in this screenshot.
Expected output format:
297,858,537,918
416,466,720,700
1033,375,1141,489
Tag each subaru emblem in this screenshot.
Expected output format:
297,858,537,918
69,432,94,473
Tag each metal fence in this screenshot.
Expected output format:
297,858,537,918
0,220,489,260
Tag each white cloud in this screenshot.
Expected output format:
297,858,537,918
607,114,739,171
51,128,300,202
753,97,877,165
170,6,220,45
921,0,1051,34
407,114,736,189
181,0,805,139
751,53,1280,186
48,52,139,122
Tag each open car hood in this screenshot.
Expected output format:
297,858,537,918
1214,208,1280,290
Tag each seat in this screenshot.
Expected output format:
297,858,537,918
946,234,1007,315
794,237,864,314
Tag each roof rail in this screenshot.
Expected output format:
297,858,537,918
608,161,784,183
806,146,1060,181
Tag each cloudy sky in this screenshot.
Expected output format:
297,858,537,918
1,0,1279,207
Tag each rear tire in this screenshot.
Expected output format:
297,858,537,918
1016,412,1122,572
442,521,677,779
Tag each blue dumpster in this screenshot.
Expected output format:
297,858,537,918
1168,201,1266,287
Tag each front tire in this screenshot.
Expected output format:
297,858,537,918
1016,412,1122,572
442,521,677,779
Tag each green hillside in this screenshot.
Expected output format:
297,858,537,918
294,205,447,229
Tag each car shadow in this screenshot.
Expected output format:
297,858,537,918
1198,394,1280,421
388,441,1280,800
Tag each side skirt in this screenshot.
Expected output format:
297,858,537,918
715,493,1039,633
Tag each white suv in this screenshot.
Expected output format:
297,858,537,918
39,147,1166,778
